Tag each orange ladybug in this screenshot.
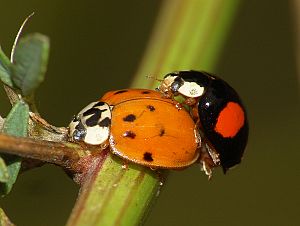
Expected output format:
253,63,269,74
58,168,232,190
69,89,200,169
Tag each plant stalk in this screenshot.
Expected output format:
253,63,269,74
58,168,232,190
0,133,86,171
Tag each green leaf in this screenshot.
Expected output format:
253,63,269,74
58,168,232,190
0,155,22,196
11,33,49,96
0,208,14,226
2,101,29,136
0,47,13,87
0,100,29,195
0,158,9,183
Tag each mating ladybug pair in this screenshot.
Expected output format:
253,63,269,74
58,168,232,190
69,71,248,178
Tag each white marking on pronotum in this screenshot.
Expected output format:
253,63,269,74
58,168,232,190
178,81,204,98
68,101,112,145
84,126,110,145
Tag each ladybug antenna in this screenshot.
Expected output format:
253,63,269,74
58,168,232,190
145,75,164,82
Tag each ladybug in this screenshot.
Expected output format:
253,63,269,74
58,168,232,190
158,70,249,174
69,89,200,169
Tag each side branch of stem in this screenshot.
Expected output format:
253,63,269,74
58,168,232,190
0,133,88,172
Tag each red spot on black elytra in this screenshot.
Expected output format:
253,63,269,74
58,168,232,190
123,114,136,122
214,102,245,138
123,131,136,139
143,152,153,162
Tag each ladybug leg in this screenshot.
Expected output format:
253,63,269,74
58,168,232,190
100,141,109,150
158,88,173,99
194,125,201,148
29,112,68,134
202,161,213,180
149,168,167,188
194,121,214,178
156,170,166,188
121,159,129,170
158,90,184,110
157,82,175,99
175,102,183,110
198,145,214,179
188,102,199,121
183,97,197,106
198,142,221,179
205,143,221,166
196,118,220,167
150,170,167,189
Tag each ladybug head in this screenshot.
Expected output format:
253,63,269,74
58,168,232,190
68,101,112,145
159,71,206,98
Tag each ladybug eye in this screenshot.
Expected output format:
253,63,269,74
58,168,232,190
72,121,87,141
171,77,184,92
71,115,79,122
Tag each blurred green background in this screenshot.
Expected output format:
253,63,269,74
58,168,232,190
0,1,299,226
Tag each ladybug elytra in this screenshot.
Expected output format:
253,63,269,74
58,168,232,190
69,89,200,169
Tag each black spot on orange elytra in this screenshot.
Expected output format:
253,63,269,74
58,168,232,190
123,131,136,139
147,105,155,111
114,90,128,95
159,128,165,136
143,152,153,162
141,91,151,94
123,114,136,122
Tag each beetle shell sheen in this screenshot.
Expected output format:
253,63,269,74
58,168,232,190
159,71,249,171
101,89,199,168
197,74,248,171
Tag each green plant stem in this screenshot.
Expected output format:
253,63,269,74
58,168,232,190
68,0,241,225
131,0,240,89
67,154,161,226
